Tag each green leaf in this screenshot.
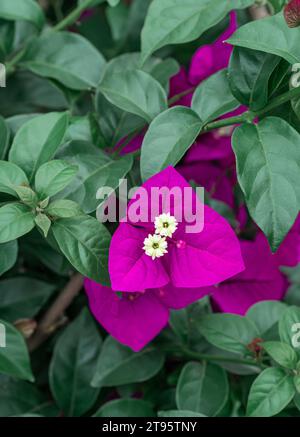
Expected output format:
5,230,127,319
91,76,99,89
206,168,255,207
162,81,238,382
176,362,228,416
140,106,202,181
9,112,69,182
246,301,287,339
95,54,178,146
192,69,239,122
228,12,300,64
294,375,300,394
0,277,56,322
0,203,35,244
0,319,34,381
0,161,29,197
93,399,155,417
263,341,298,369
14,186,38,208
228,47,280,111
49,309,102,417
158,410,206,417
58,142,133,213
91,336,165,387
0,241,18,276
46,200,82,218
0,116,10,159
232,117,300,251
106,2,129,42
0,0,45,29
22,32,106,90
99,69,167,122
197,313,259,355
279,306,300,352
0,377,56,417
141,0,253,64
52,215,111,284
34,213,51,238
35,160,78,199
247,368,295,417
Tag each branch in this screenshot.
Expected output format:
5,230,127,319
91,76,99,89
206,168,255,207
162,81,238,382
51,0,92,31
28,273,84,351
249,3,270,20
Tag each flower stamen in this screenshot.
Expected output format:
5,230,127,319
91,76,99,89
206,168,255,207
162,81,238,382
155,212,178,238
143,234,168,260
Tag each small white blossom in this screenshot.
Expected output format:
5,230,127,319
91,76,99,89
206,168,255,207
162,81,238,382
154,213,178,238
143,234,168,260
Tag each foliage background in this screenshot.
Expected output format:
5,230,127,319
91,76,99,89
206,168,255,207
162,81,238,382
1,0,300,418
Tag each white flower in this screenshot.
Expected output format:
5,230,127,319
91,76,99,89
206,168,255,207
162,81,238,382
154,212,178,238
143,234,168,260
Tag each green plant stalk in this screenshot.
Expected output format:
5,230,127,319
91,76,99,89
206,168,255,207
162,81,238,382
181,347,267,369
203,85,300,133
52,0,93,32
5,46,28,76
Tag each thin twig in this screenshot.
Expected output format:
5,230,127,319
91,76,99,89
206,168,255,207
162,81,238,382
28,273,84,351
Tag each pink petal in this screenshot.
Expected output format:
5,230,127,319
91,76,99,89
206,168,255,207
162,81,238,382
188,12,237,85
168,203,244,287
109,222,169,292
177,162,235,208
85,279,169,352
155,283,212,309
211,236,287,315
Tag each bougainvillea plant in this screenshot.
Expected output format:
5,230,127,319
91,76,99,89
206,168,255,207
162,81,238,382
2,0,300,419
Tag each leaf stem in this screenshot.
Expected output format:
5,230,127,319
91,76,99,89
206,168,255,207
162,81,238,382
168,86,197,106
52,0,92,31
5,46,28,76
203,85,300,133
180,347,266,369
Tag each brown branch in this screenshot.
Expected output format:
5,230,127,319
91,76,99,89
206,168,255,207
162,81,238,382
28,273,84,351
249,4,270,20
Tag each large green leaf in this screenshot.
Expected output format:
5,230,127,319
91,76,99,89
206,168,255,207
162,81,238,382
192,69,239,122
279,306,300,353
58,141,133,213
0,376,57,417
228,47,281,111
140,106,202,181
94,399,155,417
0,319,34,381
0,203,35,244
22,32,106,90
0,161,29,196
141,0,254,64
99,52,179,91
95,53,178,147
9,112,69,182
232,117,300,251
263,341,298,370
52,215,111,285
49,309,102,417
91,336,165,387
247,368,295,417
228,12,300,64
197,313,259,355
34,160,78,199
0,241,18,276
176,362,228,416
0,277,56,322
246,300,287,339
0,0,45,29
99,69,167,122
